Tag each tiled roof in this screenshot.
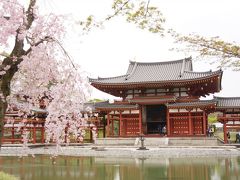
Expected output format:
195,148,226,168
84,101,138,110
89,57,222,85
167,100,216,108
214,96,240,108
95,102,138,110
129,97,176,104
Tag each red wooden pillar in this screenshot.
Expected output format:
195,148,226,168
124,114,127,136
111,112,114,136
107,112,110,137
41,123,45,143
139,106,142,134
33,124,36,144
188,110,193,135
203,111,206,135
11,126,14,144
119,111,122,136
223,121,227,144
223,113,228,144
167,108,171,136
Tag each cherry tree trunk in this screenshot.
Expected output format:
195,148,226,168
0,61,18,148
0,85,9,148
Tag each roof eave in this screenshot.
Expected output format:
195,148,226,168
91,73,222,87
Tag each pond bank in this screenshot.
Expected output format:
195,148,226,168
0,145,240,158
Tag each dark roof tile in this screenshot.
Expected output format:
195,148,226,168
89,57,222,84
214,96,240,108
167,100,216,108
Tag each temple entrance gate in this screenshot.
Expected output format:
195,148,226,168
146,105,167,135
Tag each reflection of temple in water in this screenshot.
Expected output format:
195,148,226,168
0,156,239,180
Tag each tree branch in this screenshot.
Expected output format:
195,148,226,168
106,0,131,21
25,36,77,69
25,0,37,30
25,36,53,55
196,42,240,59
145,0,150,16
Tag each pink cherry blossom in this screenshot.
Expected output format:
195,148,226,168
0,0,93,150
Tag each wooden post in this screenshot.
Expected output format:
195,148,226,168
119,111,122,136
223,113,227,144
11,125,14,144
167,108,170,136
41,123,45,143
223,121,227,144
139,106,142,134
111,114,114,136
107,112,110,137
33,124,36,144
203,111,206,135
188,110,193,135
188,110,191,135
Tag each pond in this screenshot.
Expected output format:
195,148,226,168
0,155,239,180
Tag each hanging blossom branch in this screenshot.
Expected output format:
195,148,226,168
0,0,91,151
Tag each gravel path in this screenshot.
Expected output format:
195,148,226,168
1,146,240,158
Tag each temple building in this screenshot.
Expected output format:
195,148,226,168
89,57,240,140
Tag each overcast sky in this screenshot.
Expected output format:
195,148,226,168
41,0,240,100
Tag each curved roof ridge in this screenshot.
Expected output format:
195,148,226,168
184,69,222,74
89,74,127,81
179,58,186,77
125,61,138,80
214,96,240,99
129,56,192,65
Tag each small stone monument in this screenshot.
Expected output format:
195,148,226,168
137,134,148,150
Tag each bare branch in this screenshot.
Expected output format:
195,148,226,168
145,0,150,16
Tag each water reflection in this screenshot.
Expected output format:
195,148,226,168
0,155,239,180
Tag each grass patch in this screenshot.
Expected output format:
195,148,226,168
0,171,18,180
